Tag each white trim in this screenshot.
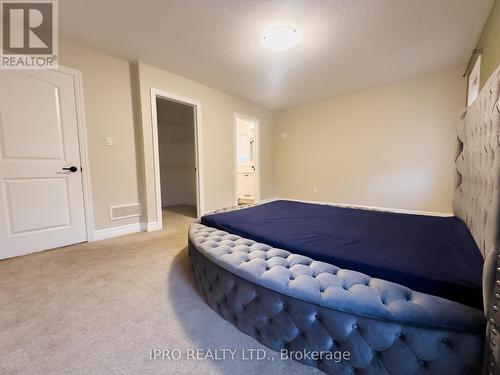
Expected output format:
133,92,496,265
141,221,162,232
58,66,95,242
150,88,204,230
265,198,452,217
233,112,261,205
93,223,141,241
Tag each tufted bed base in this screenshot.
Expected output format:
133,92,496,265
189,225,484,375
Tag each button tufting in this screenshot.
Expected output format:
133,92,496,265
190,221,486,373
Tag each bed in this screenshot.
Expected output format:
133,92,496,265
188,66,500,374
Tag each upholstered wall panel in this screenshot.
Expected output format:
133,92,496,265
452,65,500,375
453,66,500,262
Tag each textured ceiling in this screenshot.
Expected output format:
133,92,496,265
59,0,493,110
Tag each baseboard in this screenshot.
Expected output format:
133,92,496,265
141,221,162,232
93,223,142,241
266,197,452,217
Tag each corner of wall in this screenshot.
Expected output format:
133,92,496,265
129,62,149,224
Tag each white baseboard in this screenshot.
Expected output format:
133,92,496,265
141,221,162,232
93,223,142,241
92,221,163,242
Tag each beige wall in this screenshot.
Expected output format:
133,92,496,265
59,40,141,230
58,37,469,231
136,63,275,223
59,40,274,230
274,66,466,214
476,0,500,87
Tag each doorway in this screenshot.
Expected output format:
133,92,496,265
151,89,203,228
234,113,260,205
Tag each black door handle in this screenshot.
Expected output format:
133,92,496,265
62,166,78,173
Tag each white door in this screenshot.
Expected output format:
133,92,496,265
0,69,87,259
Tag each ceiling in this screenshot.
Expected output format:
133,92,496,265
59,0,493,110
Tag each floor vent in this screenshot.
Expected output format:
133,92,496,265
109,203,141,221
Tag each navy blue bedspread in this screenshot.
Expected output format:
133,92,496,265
202,200,484,309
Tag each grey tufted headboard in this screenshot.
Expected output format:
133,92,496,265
453,65,499,306
453,65,499,259
453,65,499,373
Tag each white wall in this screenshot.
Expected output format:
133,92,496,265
274,66,467,214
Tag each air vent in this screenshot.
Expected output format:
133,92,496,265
109,203,141,221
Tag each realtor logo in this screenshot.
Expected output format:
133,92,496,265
1,0,58,69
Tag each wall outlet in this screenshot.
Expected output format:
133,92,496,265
313,187,318,193
105,136,113,146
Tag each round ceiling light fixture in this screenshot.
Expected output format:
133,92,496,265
263,25,300,51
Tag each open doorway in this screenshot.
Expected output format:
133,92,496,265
151,89,203,228
234,113,260,205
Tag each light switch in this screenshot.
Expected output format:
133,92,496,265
313,187,318,193
281,133,288,140
105,136,113,146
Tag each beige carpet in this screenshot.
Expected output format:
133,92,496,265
0,206,321,375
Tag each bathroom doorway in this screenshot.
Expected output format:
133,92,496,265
234,113,260,205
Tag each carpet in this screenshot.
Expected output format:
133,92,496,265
0,206,320,375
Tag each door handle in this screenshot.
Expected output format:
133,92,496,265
62,166,78,172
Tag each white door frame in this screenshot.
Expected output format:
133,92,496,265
233,112,261,204
150,88,204,228
58,65,95,241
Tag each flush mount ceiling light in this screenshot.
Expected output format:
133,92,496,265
263,25,300,51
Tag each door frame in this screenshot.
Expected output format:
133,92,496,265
233,112,261,204
58,65,95,241
150,88,204,228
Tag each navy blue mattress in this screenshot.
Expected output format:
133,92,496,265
201,200,483,309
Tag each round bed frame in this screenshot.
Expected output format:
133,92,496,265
188,66,499,374
189,220,484,374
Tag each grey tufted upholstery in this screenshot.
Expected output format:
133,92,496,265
453,66,500,374
189,223,485,374
453,66,500,300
